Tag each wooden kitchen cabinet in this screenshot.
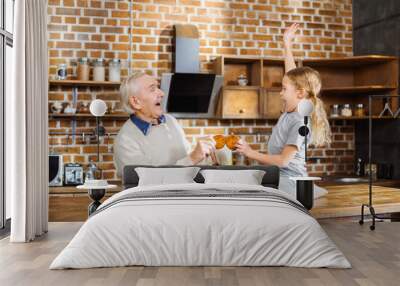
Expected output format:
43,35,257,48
301,55,399,116
214,56,285,119
213,55,399,120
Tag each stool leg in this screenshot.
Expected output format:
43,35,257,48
87,189,105,216
296,180,314,210
88,201,101,216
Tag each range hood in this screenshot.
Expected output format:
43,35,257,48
160,24,223,118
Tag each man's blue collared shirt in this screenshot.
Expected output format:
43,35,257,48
130,114,166,135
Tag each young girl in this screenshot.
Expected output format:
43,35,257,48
235,23,331,198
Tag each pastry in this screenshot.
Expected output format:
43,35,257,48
213,134,226,150
226,135,240,150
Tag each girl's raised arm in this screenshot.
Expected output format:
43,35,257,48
283,23,299,73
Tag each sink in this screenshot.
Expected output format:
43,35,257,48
322,177,368,184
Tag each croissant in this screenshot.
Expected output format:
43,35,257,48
213,134,240,150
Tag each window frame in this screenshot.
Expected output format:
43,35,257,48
0,0,13,230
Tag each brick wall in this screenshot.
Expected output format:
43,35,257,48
48,0,354,181
133,0,353,76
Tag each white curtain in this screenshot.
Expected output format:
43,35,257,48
7,0,49,242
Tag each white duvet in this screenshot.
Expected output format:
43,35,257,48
50,183,350,269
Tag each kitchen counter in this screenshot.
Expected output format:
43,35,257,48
318,176,400,187
311,182,400,219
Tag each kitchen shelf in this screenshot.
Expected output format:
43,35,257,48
221,56,262,64
322,85,397,95
328,116,398,120
317,177,400,187
302,55,397,68
224,85,260,90
263,58,285,65
49,113,128,119
49,79,121,87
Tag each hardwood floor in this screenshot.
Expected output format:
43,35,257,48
1,220,399,286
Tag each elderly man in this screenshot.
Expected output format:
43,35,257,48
114,71,217,177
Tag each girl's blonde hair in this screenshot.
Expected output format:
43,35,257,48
286,67,331,147
119,71,146,114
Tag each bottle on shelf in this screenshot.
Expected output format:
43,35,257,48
93,58,105,81
108,59,121,82
330,104,340,117
341,104,352,117
355,103,365,117
77,57,90,81
57,64,67,80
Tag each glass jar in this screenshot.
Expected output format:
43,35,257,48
330,104,340,117
108,58,121,82
57,64,67,80
85,162,96,181
93,58,105,81
77,57,89,81
341,104,352,117
355,103,365,117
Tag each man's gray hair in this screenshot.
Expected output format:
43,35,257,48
120,71,146,114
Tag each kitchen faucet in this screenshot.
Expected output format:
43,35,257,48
356,158,363,176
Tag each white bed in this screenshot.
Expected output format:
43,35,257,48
50,182,350,269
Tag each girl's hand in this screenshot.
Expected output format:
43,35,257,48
283,23,299,46
235,139,253,157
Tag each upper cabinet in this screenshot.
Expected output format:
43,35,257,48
301,55,399,116
213,56,284,119
213,55,399,120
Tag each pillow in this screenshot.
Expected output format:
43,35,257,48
135,167,201,186
200,169,266,185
